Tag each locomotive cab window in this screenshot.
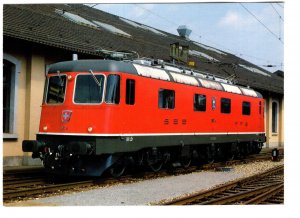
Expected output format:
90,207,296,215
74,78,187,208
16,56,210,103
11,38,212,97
159,89,175,109
105,74,120,104
74,74,105,104
242,101,251,115
194,94,206,111
221,98,231,114
46,75,67,104
126,79,135,105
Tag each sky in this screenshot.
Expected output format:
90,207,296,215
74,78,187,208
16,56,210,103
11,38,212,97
90,2,284,73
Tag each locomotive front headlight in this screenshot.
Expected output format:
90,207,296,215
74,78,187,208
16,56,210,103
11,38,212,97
67,75,73,80
43,126,48,131
87,127,93,133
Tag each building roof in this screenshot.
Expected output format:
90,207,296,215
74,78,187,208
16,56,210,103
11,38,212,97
274,70,284,78
3,4,283,94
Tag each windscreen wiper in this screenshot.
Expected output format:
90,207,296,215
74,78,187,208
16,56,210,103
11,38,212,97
89,69,101,87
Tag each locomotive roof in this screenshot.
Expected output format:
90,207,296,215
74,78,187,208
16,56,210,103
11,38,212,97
48,60,263,98
48,59,138,75
3,4,283,94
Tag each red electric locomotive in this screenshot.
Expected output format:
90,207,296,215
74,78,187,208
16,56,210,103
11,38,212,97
23,59,266,176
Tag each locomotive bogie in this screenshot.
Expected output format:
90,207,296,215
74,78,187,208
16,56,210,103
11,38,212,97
34,133,265,155
26,134,264,176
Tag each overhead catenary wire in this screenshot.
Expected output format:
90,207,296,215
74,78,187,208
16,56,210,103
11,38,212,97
134,4,178,27
27,3,280,69
84,3,237,56
52,3,282,68
38,3,281,66
133,4,238,55
270,3,284,21
269,3,284,42
239,3,283,44
131,3,280,67
276,3,284,9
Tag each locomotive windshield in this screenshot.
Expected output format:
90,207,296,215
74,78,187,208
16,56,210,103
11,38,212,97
74,74,105,103
46,75,67,104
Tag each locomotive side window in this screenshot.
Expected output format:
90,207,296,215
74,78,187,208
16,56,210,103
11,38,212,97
105,74,120,104
46,75,67,104
221,98,231,114
194,94,206,111
74,75,104,103
159,89,175,109
242,101,251,115
126,79,135,105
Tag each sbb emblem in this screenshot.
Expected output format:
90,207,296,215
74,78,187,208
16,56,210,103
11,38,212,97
61,110,72,123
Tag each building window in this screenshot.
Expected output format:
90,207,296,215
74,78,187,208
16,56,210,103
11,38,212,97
221,98,231,114
242,101,251,115
105,74,120,104
126,79,135,105
3,55,19,138
272,101,279,133
3,60,12,133
194,94,206,111
159,89,175,109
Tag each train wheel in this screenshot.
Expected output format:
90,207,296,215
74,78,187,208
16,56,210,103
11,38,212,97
226,152,235,161
109,158,126,178
238,145,246,159
226,145,235,161
206,156,214,164
149,161,163,172
255,143,263,154
136,151,144,166
181,157,192,168
206,145,215,164
146,150,163,172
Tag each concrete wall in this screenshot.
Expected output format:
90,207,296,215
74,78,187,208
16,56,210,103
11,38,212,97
3,47,46,166
3,50,29,165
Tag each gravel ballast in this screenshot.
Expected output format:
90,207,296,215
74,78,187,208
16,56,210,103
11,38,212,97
6,159,284,206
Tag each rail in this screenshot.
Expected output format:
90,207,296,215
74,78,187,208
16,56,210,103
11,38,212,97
160,165,284,205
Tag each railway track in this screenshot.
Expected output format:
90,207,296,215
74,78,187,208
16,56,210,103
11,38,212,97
3,171,114,202
161,164,284,205
3,148,283,203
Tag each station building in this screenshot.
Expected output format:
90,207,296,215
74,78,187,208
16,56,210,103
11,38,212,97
3,4,284,166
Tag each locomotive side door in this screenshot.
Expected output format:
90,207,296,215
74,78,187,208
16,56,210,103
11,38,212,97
259,100,264,132
211,96,217,132
122,77,136,134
